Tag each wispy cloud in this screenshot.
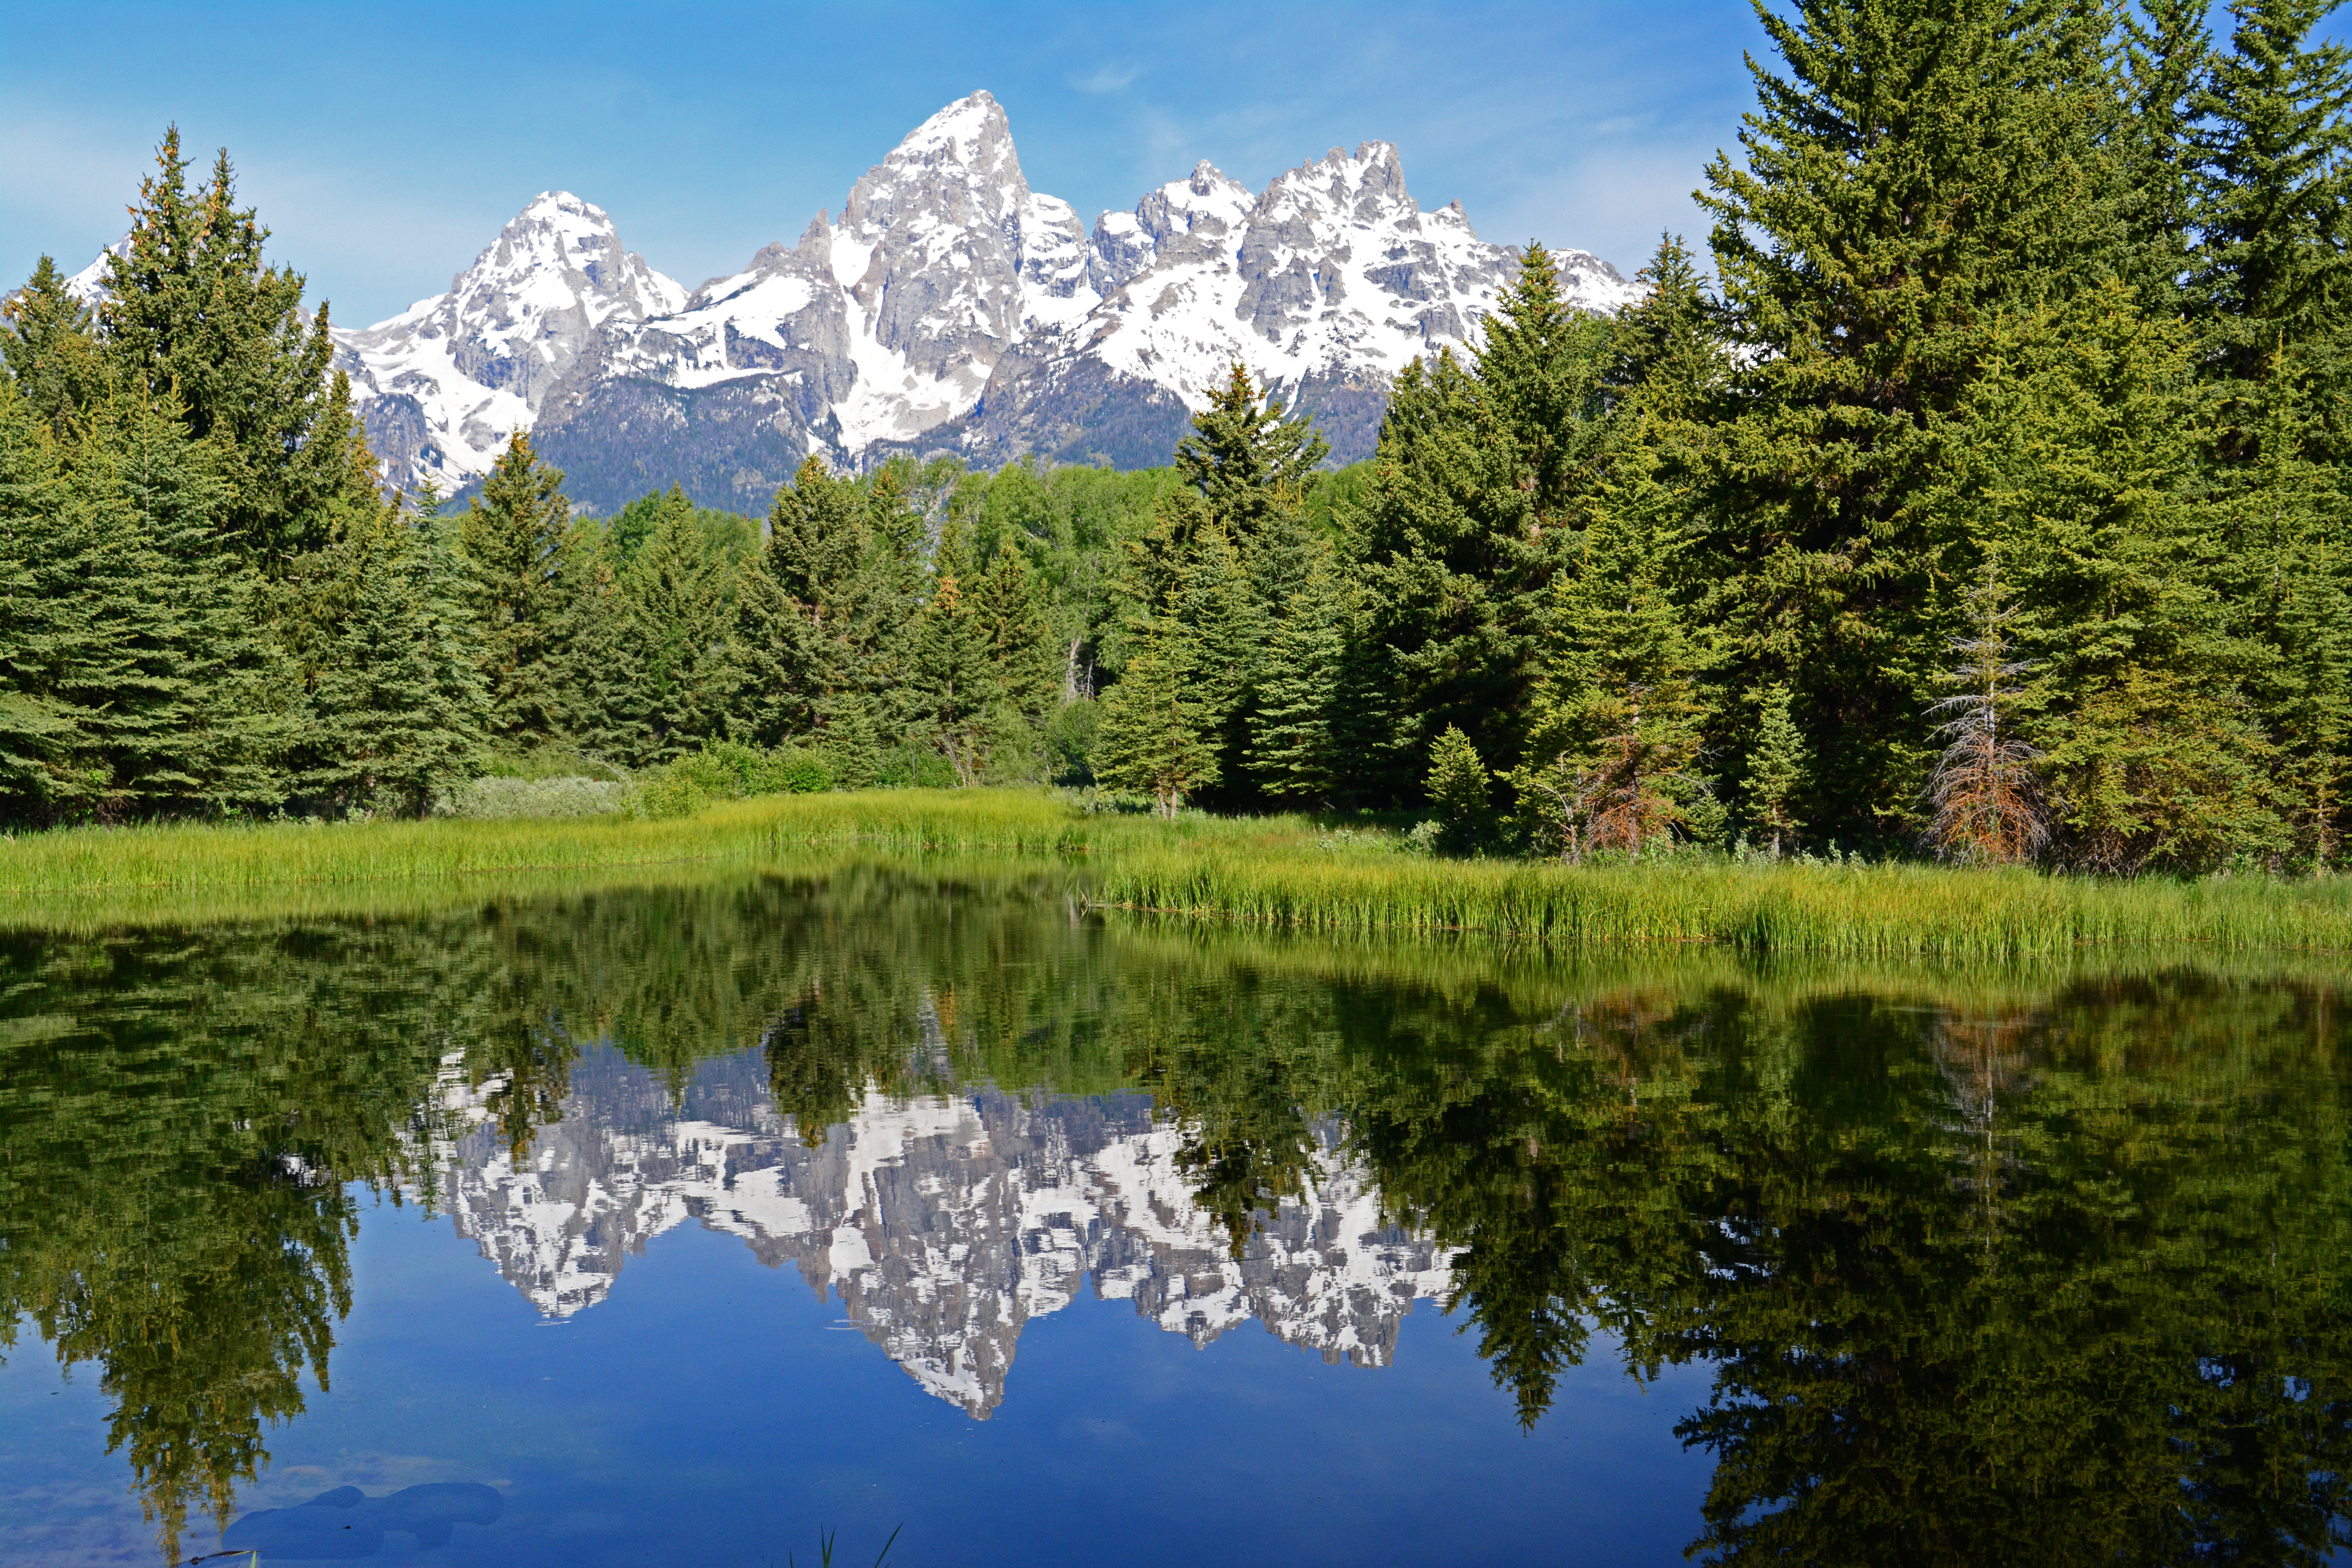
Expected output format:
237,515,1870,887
1068,62,1142,93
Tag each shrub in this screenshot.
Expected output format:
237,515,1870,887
443,776,631,820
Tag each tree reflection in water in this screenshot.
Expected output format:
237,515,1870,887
2,872,2348,1564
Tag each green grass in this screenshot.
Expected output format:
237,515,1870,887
8,788,2352,957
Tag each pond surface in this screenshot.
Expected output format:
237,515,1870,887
3,869,2349,1567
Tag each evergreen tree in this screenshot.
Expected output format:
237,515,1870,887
1925,557,2051,865
1097,615,1220,817
1514,503,1707,860
556,532,641,766
459,434,576,747
1943,288,2277,871
1247,544,1349,806
97,129,364,567
0,381,88,815
2229,352,2352,864
2187,0,2352,396
906,524,996,785
1,257,105,437
1354,247,1619,789
410,482,494,797
1172,363,1328,541
76,391,284,817
1423,726,1491,854
966,538,1056,777
2116,0,2216,319
1745,684,1808,858
300,492,483,815
615,487,733,764
725,546,822,748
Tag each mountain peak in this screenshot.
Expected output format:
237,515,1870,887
887,91,1015,172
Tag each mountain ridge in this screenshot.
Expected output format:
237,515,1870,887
58,92,1641,515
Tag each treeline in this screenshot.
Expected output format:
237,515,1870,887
4,0,2348,870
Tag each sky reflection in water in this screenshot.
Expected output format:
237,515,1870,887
2,870,2348,1566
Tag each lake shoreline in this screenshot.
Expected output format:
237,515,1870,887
6,788,2352,957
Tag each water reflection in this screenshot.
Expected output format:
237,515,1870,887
426,1053,1451,1413
222,1482,503,1558
2,870,2349,1565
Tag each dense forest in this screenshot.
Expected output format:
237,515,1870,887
2,0,2348,870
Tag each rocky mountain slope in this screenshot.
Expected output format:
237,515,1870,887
59,93,1637,514
416,1043,1457,1418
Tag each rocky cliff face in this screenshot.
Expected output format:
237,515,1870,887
328,193,686,495
308,91,1637,511
417,1044,1457,1419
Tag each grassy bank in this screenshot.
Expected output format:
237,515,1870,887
8,789,2352,956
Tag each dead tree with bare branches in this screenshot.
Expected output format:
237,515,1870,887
1926,558,2050,865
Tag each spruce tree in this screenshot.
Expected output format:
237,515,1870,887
0,381,87,817
1424,726,1491,854
2116,0,2216,318
300,495,481,816
1745,684,1808,858
617,487,733,763
411,482,493,800
725,547,822,748
76,391,284,817
1097,608,1219,817
459,433,577,748
97,129,363,567
1172,363,1328,541
906,524,996,784
1354,247,1619,788
967,539,1056,776
1942,288,2276,871
1,257,105,437
1248,545,1349,806
2187,0,2352,396
2229,352,2352,864
1514,503,1706,860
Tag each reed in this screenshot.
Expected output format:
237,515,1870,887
1098,843,2352,957
7,789,2352,957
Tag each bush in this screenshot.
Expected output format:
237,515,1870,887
765,747,834,794
480,748,626,782
623,742,837,820
442,776,631,820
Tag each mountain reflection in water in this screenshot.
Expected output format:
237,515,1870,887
429,1054,1452,1414
2,867,2350,1566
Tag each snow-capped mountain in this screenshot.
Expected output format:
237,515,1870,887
417,1043,1456,1419
329,193,687,491
64,238,127,307
38,89,1633,510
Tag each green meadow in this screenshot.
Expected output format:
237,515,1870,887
11,788,2352,960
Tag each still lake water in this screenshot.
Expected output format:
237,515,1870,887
3,868,2349,1567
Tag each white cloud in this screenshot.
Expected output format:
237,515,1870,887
1068,62,1142,93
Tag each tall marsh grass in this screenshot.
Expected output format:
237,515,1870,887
7,789,2352,956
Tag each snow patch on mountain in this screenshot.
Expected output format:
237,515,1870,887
328,192,684,494
195,89,1644,503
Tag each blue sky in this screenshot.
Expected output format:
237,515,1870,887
4,1,1767,326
